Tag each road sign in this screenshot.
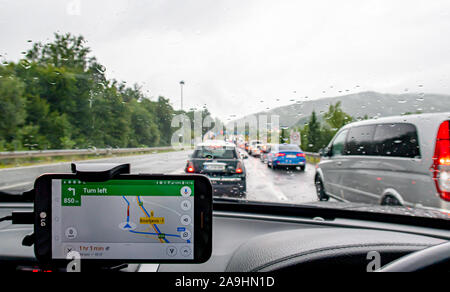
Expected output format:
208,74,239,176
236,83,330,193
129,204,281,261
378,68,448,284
290,131,301,146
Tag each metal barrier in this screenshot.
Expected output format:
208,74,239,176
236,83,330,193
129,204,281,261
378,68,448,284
1,147,320,161
0,147,174,159
304,152,321,159
304,152,321,164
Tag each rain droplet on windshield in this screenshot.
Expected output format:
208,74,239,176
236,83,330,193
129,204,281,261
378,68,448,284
19,59,31,70
97,65,106,73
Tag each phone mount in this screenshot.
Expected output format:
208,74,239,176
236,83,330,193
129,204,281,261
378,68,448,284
71,163,130,182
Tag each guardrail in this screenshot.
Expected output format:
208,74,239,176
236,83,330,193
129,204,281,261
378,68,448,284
0,147,174,159
304,151,321,164
1,147,320,161
304,152,321,159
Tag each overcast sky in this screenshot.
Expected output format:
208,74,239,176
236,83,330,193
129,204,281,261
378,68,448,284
1,0,450,120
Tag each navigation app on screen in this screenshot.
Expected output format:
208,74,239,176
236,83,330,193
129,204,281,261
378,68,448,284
51,179,194,260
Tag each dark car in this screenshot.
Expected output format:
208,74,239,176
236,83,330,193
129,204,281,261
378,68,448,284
185,141,247,197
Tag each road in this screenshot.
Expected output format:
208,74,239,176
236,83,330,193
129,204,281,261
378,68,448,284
0,151,318,205
244,155,317,204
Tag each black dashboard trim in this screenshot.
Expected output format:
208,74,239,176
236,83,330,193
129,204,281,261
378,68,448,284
252,243,430,272
213,211,450,240
213,201,450,230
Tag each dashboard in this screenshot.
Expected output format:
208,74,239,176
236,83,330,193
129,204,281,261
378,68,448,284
0,203,449,272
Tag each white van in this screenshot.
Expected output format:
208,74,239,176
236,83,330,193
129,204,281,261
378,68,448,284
315,112,450,212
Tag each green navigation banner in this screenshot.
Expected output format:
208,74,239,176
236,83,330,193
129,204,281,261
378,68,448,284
61,179,194,207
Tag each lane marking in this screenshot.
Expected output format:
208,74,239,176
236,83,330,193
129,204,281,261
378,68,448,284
244,157,289,202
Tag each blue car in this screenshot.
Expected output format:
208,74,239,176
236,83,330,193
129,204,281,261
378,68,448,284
267,144,306,171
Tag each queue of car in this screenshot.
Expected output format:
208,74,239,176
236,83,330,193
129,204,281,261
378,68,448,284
184,112,450,212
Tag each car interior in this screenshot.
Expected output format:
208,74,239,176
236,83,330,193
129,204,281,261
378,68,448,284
1,0,450,279
1,194,449,272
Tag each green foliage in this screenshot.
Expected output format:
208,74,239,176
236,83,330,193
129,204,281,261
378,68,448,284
154,96,175,146
128,99,160,147
0,33,198,150
279,128,289,144
299,102,353,152
16,124,47,150
0,68,26,142
305,111,321,150
323,101,353,130
402,110,423,116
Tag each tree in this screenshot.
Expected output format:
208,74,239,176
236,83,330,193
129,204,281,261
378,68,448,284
24,95,73,149
299,103,354,152
299,111,322,152
306,111,321,151
0,68,26,145
323,101,353,130
90,86,131,148
128,99,160,147
0,33,206,150
154,96,175,146
26,33,94,71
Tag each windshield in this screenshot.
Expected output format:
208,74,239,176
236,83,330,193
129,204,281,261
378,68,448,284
0,0,449,220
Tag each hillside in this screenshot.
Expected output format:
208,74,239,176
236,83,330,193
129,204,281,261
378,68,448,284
231,91,450,128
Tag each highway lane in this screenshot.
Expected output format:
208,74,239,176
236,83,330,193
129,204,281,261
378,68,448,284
0,151,319,205
0,151,191,193
243,155,317,204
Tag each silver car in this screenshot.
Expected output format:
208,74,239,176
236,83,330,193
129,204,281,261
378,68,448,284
315,112,450,211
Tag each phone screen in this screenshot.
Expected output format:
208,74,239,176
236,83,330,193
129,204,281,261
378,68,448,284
51,179,195,260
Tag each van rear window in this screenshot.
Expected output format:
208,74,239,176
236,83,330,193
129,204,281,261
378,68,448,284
346,125,376,155
373,123,420,158
344,123,420,158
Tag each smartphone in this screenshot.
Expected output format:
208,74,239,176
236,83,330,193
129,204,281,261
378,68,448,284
33,174,213,265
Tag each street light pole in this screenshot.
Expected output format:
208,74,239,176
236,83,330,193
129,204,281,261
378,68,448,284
180,80,185,111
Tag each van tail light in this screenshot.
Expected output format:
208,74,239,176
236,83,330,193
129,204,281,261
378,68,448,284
186,161,195,173
235,162,243,174
276,153,286,157
297,153,306,157
431,121,450,201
